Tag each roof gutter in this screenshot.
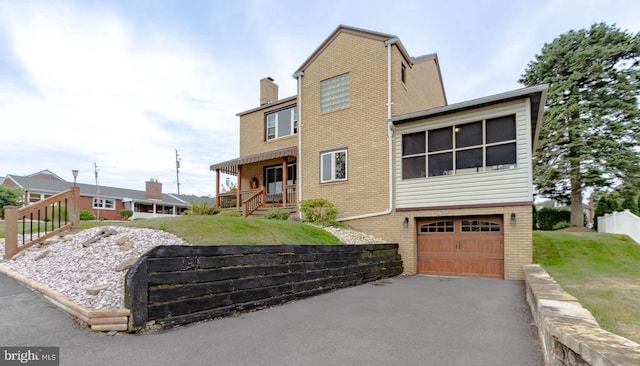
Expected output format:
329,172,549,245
337,38,397,222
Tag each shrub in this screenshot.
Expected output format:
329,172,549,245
300,198,338,224
218,211,241,217
552,221,571,230
532,204,538,230
264,208,290,220
80,210,95,220
537,207,571,230
185,201,220,215
119,209,133,219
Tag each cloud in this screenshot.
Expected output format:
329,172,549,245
0,2,242,195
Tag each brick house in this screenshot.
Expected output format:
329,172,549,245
210,25,547,280
2,170,213,220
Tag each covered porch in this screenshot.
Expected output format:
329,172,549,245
210,146,297,217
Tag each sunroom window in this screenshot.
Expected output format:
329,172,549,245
401,114,517,179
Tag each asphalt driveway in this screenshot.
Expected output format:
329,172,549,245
1,273,543,365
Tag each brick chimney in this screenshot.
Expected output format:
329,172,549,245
260,77,278,105
145,179,162,200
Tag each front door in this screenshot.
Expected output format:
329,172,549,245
264,163,296,204
265,165,283,203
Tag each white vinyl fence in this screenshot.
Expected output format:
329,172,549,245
597,210,640,245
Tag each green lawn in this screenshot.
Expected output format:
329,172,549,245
533,230,640,343
1,216,342,245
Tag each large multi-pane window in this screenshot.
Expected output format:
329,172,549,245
320,149,347,183
266,107,297,141
402,115,517,179
321,73,350,113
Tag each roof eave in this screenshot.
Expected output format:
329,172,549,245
294,24,399,75
236,96,297,117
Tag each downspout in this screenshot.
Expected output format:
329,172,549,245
337,38,397,222
292,71,304,219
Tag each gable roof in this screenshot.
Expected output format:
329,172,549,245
4,174,213,206
391,84,549,150
293,25,414,75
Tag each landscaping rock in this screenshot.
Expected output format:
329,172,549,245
34,249,50,261
115,257,138,272
115,236,129,245
119,241,134,252
86,283,110,296
82,228,118,247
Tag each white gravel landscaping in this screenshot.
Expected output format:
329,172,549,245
0,224,385,310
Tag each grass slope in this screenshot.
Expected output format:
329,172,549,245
533,231,640,343
1,216,343,245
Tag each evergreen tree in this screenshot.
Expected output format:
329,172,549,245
520,23,640,227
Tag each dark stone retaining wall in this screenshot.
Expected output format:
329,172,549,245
125,244,402,331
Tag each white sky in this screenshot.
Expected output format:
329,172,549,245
1,0,639,196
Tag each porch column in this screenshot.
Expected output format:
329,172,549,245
282,157,288,206
215,169,221,207
236,165,242,209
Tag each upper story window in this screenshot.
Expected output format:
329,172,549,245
401,114,517,179
321,73,350,113
266,107,297,141
401,63,406,84
320,149,348,183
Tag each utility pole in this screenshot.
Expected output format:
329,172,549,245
175,149,181,195
94,162,100,220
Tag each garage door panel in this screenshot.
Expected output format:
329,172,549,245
419,258,457,276
485,260,504,279
417,216,504,279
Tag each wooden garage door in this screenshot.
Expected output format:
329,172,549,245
417,217,504,279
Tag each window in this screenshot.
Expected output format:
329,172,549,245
420,221,454,233
266,107,297,140
320,149,347,183
401,114,517,179
93,198,115,210
461,220,500,232
401,63,406,84
321,73,350,113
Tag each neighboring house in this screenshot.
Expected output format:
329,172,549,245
210,25,548,280
2,170,213,220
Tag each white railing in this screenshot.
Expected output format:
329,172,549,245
597,210,640,244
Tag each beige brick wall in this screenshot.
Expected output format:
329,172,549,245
239,100,297,157
392,54,447,116
299,33,388,218
346,205,533,280
298,33,447,219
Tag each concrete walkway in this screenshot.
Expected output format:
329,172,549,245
1,273,543,365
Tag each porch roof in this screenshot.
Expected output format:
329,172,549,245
209,146,298,176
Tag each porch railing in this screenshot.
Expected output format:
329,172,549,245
243,188,266,217
4,186,80,259
285,184,296,206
